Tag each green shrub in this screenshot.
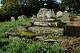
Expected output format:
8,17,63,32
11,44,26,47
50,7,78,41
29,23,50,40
48,42,64,53
0,0,20,16
0,18,64,53
0,37,64,53
0,18,31,38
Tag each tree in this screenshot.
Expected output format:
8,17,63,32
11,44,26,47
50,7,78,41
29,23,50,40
27,0,40,15
0,0,21,16
1,0,6,5
61,0,80,13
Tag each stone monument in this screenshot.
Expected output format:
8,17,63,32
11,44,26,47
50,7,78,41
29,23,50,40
28,8,63,35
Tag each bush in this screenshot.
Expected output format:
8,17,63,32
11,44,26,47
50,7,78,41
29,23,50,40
0,18,30,38
0,38,64,53
0,0,21,16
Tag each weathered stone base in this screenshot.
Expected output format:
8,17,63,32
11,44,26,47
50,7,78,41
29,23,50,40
28,26,63,35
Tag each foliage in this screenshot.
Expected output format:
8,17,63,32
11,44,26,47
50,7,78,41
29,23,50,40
61,0,80,13
0,0,21,16
27,0,40,15
0,18,64,53
0,17,80,53
1,0,6,5
0,0,40,16
0,18,31,38
0,38,64,53
27,0,39,8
